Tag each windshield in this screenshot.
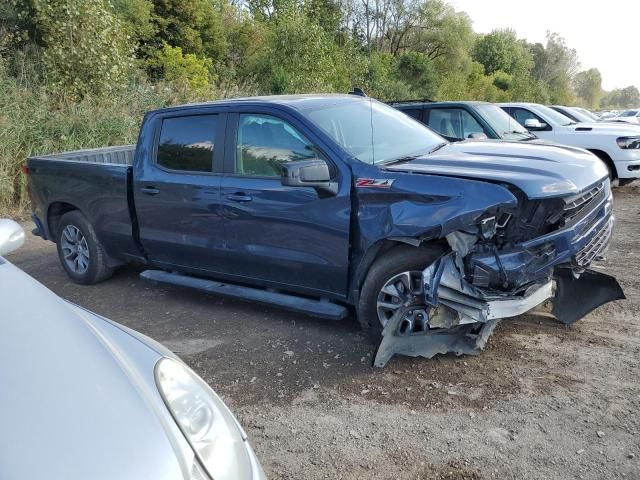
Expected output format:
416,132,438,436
566,107,594,123
620,110,639,117
302,99,444,164
535,104,575,126
574,107,599,121
475,104,533,140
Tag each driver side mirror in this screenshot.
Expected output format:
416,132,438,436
524,118,547,131
281,159,338,196
0,219,26,256
468,132,488,140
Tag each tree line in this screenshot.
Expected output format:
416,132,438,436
1,0,638,109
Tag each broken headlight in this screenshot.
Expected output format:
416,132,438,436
479,216,497,239
479,213,511,240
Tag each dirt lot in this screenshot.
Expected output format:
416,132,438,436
8,184,640,479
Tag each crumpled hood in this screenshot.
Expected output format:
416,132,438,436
385,140,608,199
0,261,186,480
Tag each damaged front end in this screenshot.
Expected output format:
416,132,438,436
374,180,625,367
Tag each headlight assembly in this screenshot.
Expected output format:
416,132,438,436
155,357,254,480
616,136,640,149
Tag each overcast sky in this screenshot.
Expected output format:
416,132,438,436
448,0,640,91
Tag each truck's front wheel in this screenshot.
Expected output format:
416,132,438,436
56,210,114,284
357,245,444,336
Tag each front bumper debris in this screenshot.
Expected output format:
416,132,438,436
373,312,500,368
552,267,625,325
373,256,624,368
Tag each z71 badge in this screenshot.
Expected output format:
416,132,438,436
355,178,395,188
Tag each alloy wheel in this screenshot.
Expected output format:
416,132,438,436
60,225,90,274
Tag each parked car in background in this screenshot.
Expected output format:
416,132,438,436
549,105,600,123
0,220,265,480
597,111,617,120
390,100,538,142
572,107,600,122
608,109,640,125
500,102,640,183
24,95,624,364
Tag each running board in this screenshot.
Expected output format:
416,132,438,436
140,270,349,320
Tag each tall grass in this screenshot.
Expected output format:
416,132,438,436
0,63,235,216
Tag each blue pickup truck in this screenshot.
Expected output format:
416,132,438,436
26,94,624,364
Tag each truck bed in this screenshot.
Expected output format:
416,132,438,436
30,145,135,166
27,144,140,261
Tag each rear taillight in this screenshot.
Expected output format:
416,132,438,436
20,164,29,175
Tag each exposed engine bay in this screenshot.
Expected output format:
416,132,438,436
373,181,625,367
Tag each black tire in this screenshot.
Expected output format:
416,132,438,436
56,210,114,284
588,150,616,181
356,244,444,336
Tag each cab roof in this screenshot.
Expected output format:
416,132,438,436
149,94,365,115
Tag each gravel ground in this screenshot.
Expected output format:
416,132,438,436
7,184,640,480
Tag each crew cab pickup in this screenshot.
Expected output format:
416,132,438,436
500,102,640,184
26,95,624,364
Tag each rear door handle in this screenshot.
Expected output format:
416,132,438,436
227,193,252,202
141,186,160,195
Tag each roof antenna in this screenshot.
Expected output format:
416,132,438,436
349,87,367,97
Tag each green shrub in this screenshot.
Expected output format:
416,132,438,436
0,60,197,215
155,43,213,93
31,0,134,98
251,11,352,94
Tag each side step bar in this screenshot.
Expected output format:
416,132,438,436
140,270,349,321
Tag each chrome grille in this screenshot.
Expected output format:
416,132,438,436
575,219,613,267
563,182,605,223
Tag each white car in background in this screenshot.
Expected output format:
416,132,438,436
549,105,596,123
608,109,640,125
500,102,640,184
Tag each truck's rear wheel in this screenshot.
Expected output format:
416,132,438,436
56,210,114,284
357,245,444,336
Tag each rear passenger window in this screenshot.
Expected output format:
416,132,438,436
427,108,485,139
157,115,218,172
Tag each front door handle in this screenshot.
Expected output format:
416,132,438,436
141,186,160,195
227,193,253,202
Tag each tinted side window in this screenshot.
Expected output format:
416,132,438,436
427,108,486,139
398,107,422,121
157,115,218,172
236,114,318,177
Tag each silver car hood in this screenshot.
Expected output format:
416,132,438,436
0,261,191,480
385,140,608,198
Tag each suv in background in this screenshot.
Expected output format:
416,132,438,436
390,100,537,142
550,105,597,123
609,109,640,125
500,102,640,183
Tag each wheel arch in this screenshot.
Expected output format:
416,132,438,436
349,237,448,304
47,201,81,241
587,149,617,179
